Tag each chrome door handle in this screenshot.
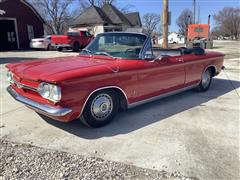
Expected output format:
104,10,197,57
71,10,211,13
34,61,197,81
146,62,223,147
176,58,183,62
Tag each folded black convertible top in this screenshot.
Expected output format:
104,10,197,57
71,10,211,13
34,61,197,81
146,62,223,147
153,47,205,56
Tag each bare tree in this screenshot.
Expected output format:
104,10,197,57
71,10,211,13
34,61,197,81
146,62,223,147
28,0,78,35
213,7,240,40
176,9,193,37
28,0,134,34
87,0,115,7
142,13,161,36
85,0,134,12
119,4,135,13
211,26,222,40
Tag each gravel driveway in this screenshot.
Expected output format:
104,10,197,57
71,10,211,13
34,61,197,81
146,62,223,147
0,139,192,180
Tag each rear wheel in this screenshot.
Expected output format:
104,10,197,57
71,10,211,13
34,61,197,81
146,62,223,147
80,90,119,128
197,69,212,92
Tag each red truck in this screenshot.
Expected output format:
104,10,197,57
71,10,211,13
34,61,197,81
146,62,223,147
186,15,213,49
51,31,94,52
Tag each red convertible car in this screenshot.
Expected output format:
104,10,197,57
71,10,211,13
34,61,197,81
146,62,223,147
6,32,224,127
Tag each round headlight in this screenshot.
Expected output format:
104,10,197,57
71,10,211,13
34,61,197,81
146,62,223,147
7,71,13,82
38,83,50,98
38,82,61,102
51,85,61,101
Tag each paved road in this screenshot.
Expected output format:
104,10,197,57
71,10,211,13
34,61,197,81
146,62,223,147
0,41,239,180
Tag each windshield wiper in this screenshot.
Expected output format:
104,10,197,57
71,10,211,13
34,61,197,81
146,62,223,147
81,49,93,55
94,51,115,59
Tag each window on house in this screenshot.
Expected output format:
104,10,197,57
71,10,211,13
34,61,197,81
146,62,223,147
195,27,203,32
7,32,16,42
27,25,34,40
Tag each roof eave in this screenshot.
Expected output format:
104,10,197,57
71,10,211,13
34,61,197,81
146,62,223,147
20,0,45,24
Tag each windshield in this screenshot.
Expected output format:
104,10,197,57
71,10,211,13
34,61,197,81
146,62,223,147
81,33,147,59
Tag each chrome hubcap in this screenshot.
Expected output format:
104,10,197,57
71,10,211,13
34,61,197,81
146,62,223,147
202,71,211,88
91,94,113,121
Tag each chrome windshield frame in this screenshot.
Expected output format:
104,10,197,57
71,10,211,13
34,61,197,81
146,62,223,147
81,32,150,60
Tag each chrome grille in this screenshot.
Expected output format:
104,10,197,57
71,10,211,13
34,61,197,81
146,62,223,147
11,79,38,92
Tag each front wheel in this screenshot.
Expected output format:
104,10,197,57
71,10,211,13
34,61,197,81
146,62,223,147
197,69,212,92
80,90,119,128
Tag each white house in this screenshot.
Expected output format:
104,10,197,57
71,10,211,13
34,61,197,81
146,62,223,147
70,4,142,37
158,32,185,45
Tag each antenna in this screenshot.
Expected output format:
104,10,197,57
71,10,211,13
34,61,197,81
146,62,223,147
198,5,200,24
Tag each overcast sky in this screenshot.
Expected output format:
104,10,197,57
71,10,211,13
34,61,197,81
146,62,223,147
117,0,239,32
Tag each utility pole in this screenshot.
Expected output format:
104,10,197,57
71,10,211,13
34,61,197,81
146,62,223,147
162,0,168,48
193,0,196,24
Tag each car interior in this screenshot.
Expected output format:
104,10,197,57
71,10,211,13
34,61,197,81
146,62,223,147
150,47,205,59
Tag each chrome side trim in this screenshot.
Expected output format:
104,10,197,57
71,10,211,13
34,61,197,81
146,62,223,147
7,86,72,117
128,84,198,109
79,86,129,116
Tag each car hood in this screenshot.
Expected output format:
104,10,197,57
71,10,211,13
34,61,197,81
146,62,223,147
6,55,118,82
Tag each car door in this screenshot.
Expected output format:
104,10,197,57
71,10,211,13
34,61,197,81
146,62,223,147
136,40,185,101
85,31,93,45
80,31,90,47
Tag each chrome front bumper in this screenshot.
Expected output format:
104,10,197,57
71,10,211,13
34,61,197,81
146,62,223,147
7,86,72,117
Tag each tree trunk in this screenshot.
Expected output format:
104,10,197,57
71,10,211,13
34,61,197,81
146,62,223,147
234,33,238,40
